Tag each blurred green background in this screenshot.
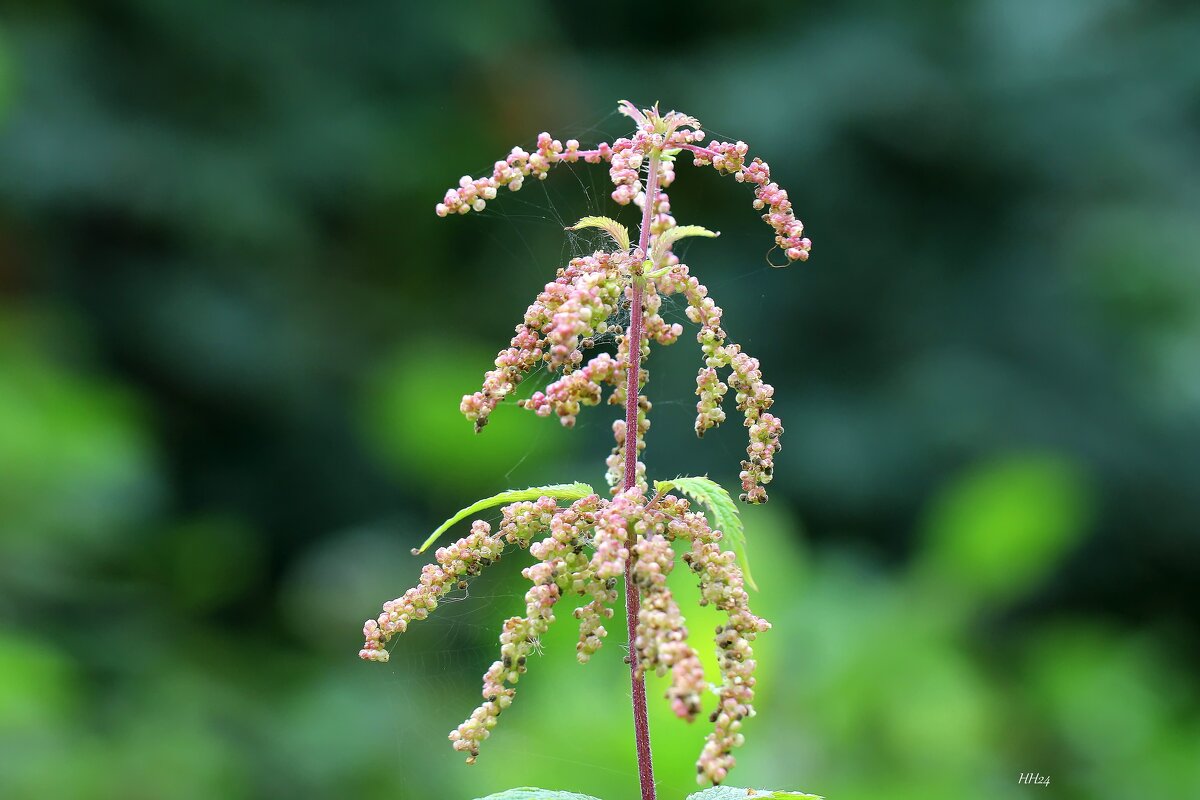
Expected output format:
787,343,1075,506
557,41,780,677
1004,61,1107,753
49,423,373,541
1,1,1198,798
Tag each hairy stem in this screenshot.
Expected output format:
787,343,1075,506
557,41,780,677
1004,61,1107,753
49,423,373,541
624,147,660,800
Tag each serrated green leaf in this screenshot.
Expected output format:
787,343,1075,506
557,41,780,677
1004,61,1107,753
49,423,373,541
416,483,595,554
649,224,719,266
473,789,603,800
654,476,757,590
686,788,824,800
567,216,631,251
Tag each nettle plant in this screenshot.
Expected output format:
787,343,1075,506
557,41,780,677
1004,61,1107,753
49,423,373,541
360,102,820,800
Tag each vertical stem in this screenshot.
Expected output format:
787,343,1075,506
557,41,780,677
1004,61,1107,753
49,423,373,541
623,148,660,800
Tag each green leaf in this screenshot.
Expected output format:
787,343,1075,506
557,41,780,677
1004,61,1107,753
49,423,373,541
473,789,603,800
567,216,631,251
687,789,823,800
416,483,595,554
654,476,756,590
649,224,719,266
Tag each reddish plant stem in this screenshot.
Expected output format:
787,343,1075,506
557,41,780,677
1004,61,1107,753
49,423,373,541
676,142,723,160
623,148,660,800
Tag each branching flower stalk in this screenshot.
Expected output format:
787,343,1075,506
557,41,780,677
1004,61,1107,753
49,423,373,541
360,102,811,799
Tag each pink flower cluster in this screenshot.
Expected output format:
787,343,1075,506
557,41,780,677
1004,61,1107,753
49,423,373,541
522,352,617,428
631,530,707,722
726,347,782,504
359,488,768,780
606,394,649,494
435,101,810,263
655,264,783,503
647,188,677,237
460,252,626,431
359,519,506,663
604,317,653,494
686,142,812,263
436,133,565,216
666,495,771,785
461,244,783,502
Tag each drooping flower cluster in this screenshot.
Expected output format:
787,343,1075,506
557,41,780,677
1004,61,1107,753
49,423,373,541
459,251,627,431
666,494,772,785
359,489,769,782
657,256,784,502
359,519,506,662
435,101,810,264
686,142,811,263
725,348,782,504
631,526,707,722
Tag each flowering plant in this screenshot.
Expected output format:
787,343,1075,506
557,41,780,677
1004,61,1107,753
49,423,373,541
360,102,819,800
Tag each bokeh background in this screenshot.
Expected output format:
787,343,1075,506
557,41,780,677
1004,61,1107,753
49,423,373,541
2,1,1198,798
